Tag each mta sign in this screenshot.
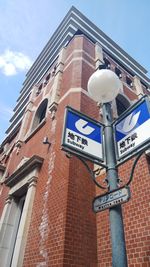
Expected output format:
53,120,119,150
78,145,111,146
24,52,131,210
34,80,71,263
62,96,150,165
114,96,150,161
62,106,104,164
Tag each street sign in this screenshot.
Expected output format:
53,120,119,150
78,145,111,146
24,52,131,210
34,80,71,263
93,186,130,213
62,106,104,164
114,96,150,161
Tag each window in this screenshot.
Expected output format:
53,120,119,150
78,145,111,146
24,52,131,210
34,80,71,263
115,67,122,78
99,58,111,70
126,76,133,88
52,65,57,76
32,99,48,131
44,73,51,85
116,94,130,116
10,196,26,266
0,164,5,182
0,155,43,267
104,58,111,69
36,83,43,96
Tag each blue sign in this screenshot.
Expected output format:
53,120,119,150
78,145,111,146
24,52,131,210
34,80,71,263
62,106,104,163
115,96,150,160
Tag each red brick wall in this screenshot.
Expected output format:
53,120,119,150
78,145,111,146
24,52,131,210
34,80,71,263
96,155,150,267
120,156,150,267
23,35,98,267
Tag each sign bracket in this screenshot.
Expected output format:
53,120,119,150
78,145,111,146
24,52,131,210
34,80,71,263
64,151,108,190
126,147,150,187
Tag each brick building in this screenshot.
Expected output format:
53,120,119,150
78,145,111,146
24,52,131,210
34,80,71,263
0,6,150,267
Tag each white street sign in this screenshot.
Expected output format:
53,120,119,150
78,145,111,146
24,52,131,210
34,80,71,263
93,187,130,213
62,107,104,164
115,96,150,160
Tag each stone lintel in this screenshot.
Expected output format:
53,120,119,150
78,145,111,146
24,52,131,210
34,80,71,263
5,155,44,187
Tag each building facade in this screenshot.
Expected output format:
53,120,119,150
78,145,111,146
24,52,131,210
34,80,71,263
0,6,150,267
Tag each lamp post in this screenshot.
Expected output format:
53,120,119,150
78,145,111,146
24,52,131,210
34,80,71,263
88,69,128,267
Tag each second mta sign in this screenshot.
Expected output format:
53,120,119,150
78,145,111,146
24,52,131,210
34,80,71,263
114,96,150,161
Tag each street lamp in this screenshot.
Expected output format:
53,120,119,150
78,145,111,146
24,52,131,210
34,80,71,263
88,69,121,103
88,69,128,267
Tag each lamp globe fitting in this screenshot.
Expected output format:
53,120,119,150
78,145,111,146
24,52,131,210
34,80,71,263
87,69,122,103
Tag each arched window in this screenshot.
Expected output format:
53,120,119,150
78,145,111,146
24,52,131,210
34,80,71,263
43,73,51,86
104,58,111,69
99,58,111,70
32,99,48,131
36,83,43,96
126,76,133,88
115,67,122,78
116,94,130,116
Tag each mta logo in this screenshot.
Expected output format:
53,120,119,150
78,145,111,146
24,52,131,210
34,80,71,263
121,111,141,134
75,119,95,135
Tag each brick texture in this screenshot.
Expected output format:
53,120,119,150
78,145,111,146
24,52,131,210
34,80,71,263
0,35,150,267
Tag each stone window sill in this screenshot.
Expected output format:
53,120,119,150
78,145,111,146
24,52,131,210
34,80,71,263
25,119,46,143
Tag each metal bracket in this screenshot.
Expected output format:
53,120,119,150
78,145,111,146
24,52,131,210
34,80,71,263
114,147,149,188
65,152,107,189
75,155,108,190
126,150,147,186
65,146,149,189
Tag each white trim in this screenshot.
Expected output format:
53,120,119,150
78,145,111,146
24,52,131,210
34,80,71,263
0,171,39,267
63,57,95,72
27,97,48,136
21,28,75,95
59,87,90,104
71,12,147,76
11,179,37,267
6,9,149,137
65,48,94,64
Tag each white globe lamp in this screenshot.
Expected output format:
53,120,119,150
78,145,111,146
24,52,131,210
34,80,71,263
87,69,122,103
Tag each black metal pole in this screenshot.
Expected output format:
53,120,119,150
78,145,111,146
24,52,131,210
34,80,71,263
102,102,128,267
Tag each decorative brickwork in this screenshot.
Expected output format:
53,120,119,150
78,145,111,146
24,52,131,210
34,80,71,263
0,11,150,267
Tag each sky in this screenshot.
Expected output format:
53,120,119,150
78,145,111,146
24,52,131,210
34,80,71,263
0,0,149,144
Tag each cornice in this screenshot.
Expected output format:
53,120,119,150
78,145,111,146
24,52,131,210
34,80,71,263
5,155,44,187
5,6,150,139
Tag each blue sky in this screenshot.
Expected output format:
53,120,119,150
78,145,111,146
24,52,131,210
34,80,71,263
0,0,149,144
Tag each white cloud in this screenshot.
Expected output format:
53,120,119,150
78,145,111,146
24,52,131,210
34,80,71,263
0,49,33,76
0,102,13,121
